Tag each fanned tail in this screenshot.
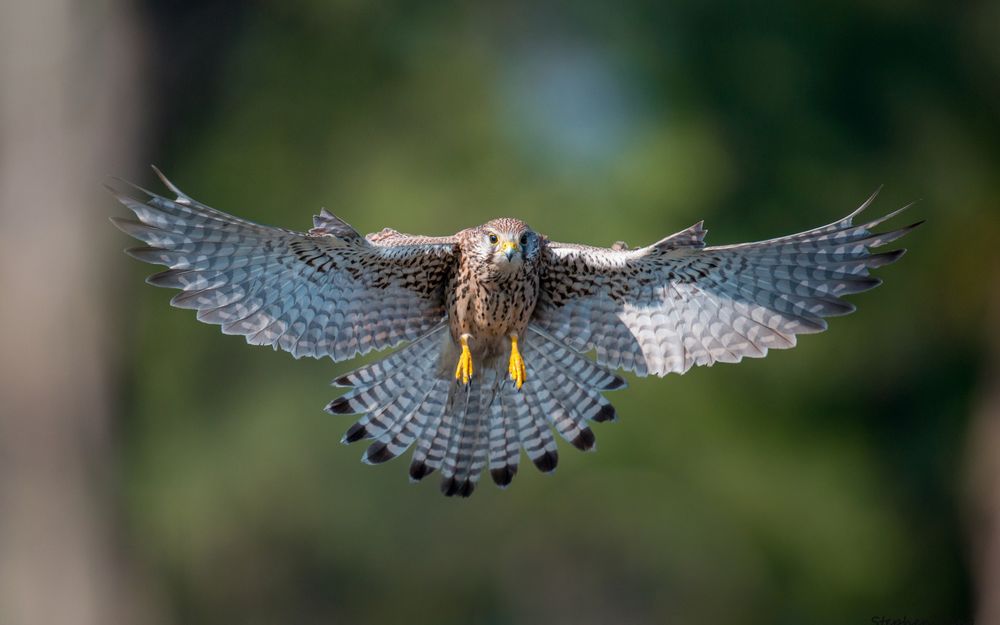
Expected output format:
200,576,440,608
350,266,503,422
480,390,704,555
331,325,625,497
439,369,495,496
326,324,449,461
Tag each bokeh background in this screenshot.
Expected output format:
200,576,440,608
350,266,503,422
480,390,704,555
2,1,998,624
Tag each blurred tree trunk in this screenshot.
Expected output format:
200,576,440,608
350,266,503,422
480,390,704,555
0,1,159,624
969,273,1000,624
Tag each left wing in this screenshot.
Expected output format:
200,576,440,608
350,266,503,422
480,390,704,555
533,192,921,376
111,168,456,361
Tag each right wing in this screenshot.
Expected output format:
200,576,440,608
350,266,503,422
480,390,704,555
534,191,921,376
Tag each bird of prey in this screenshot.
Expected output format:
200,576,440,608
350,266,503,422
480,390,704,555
111,168,920,497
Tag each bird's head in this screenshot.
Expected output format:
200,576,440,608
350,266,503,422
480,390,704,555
465,217,540,278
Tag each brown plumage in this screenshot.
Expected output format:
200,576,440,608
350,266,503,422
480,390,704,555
112,169,920,497
448,218,540,352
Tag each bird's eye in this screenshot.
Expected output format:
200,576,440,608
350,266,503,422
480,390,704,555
520,233,529,246
488,233,498,244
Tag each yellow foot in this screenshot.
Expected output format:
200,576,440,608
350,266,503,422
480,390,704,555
508,334,527,390
455,334,474,384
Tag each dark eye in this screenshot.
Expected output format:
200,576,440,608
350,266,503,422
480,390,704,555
488,233,498,244
519,233,529,246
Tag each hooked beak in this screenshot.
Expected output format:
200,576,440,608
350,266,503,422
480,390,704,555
501,240,518,260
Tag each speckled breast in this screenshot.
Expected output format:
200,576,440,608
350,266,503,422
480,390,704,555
447,267,540,350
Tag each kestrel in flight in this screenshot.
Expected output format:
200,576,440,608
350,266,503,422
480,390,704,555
111,168,920,497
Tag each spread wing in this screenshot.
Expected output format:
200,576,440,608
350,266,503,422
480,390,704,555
533,191,922,376
111,168,457,361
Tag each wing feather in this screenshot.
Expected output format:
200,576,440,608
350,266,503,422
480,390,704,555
111,170,457,361
535,191,920,376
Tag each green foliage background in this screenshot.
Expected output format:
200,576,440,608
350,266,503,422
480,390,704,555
117,2,997,623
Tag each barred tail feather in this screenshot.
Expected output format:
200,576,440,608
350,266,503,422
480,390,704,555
326,325,444,443
488,393,519,488
439,370,494,497
329,324,446,454
402,379,450,481
517,388,561,473
332,325,624,497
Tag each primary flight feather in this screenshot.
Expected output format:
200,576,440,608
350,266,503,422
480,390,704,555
112,168,920,497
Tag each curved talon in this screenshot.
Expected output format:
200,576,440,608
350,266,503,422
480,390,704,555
508,334,526,390
455,334,474,384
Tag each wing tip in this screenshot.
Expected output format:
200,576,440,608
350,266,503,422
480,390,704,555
151,165,192,201
145,269,181,288
868,220,924,248
861,201,922,232
846,185,884,222
823,298,857,317
109,215,137,234
868,248,907,268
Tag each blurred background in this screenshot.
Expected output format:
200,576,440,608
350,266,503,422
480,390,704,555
1,1,998,624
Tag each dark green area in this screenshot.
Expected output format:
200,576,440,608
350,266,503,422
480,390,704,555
120,2,996,623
